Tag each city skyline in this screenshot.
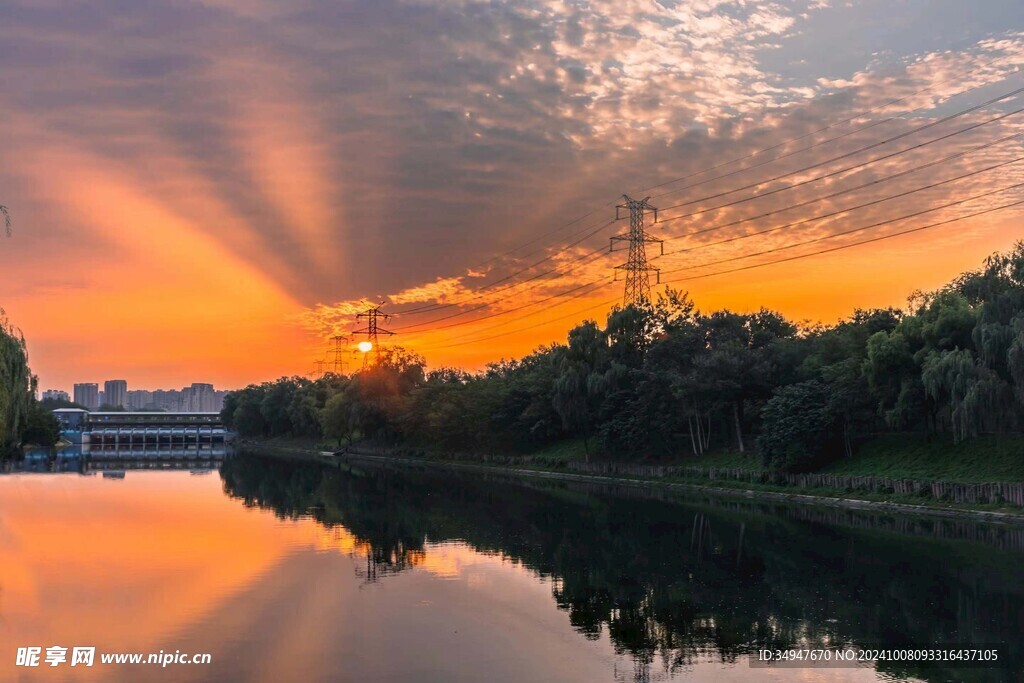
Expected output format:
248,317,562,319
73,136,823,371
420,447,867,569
63,379,231,413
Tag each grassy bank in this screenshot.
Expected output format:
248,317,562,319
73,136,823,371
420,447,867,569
241,433,1024,519
823,434,1024,482
677,436,1024,482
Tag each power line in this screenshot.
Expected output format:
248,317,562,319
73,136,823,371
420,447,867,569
410,279,615,350
660,180,1024,278
408,180,1024,349
659,154,1024,258
658,130,1024,247
392,219,615,317
394,156,1024,339
396,131,1023,334
416,196,1024,354
386,66,1012,321
393,78,1023,326
635,52,999,196
661,196,1024,285
397,276,611,334
413,286,620,352
464,200,619,272
654,87,1024,222
324,66,1022,352
643,69,1018,202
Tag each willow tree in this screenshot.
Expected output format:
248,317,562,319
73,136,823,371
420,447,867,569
0,311,35,453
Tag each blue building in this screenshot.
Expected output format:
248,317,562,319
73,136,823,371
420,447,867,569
52,409,233,459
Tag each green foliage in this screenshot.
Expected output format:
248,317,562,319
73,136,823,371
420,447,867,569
321,392,357,447
552,321,605,458
0,311,36,454
0,310,59,455
862,242,1024,436
21,402,60,447
39,397,86,411
922,349,1008,442
758,381,840,471
226,243,1024,467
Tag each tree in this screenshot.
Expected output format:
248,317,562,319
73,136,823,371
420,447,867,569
758,381,840,472
597,370,681,459
689,309,795,454
288,382,326,438
921,349,1008,442
260,379,300,437
552,321,607,459
40,397,87,411
219,242,1024,461
223,386,269,437
0,311,34,454
863,330,924,429
321,392,357,447
21,402,60,447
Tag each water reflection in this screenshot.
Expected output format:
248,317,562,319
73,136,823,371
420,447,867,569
6,443,232,474
221,455,1023,683
0,452,1019,682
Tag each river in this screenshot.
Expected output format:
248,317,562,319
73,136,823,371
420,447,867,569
0,451,1020,682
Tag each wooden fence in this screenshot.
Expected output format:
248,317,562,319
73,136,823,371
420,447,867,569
566,462,1024,508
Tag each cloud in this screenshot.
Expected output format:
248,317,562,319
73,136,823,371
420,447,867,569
2,0,1024,383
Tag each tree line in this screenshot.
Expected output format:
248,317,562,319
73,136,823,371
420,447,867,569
222,243,1024,471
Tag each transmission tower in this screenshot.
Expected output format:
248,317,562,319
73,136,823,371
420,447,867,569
313,359,327,379
353,304,395,366
330,336,348,375
611,195,663,306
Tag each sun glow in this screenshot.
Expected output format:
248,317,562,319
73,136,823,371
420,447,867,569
358,341,373,353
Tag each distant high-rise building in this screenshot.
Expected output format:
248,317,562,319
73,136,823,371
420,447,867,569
73,383,100,410
74,380,228,412
103,380,128,409
152,389,183,412
185,383,217,412
127,389,154,411
41,389,71,403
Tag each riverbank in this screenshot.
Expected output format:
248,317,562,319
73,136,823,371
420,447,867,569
240,438,1024,524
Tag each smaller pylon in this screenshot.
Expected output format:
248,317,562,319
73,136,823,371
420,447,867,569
330,335,348,375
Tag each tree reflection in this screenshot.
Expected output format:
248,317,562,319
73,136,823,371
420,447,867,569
220,455,1022,682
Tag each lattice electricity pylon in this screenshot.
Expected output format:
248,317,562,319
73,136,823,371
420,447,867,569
330,336,348,375
610,195,663,306
353,304,395,366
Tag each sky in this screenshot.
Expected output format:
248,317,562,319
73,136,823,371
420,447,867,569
1,0,1023,392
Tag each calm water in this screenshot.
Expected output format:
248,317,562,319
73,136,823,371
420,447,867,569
1,452,1021,683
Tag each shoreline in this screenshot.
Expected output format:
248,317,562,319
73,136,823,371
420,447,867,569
242,442,1024,526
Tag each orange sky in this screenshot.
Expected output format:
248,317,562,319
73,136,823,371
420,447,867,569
0,1,1022,392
